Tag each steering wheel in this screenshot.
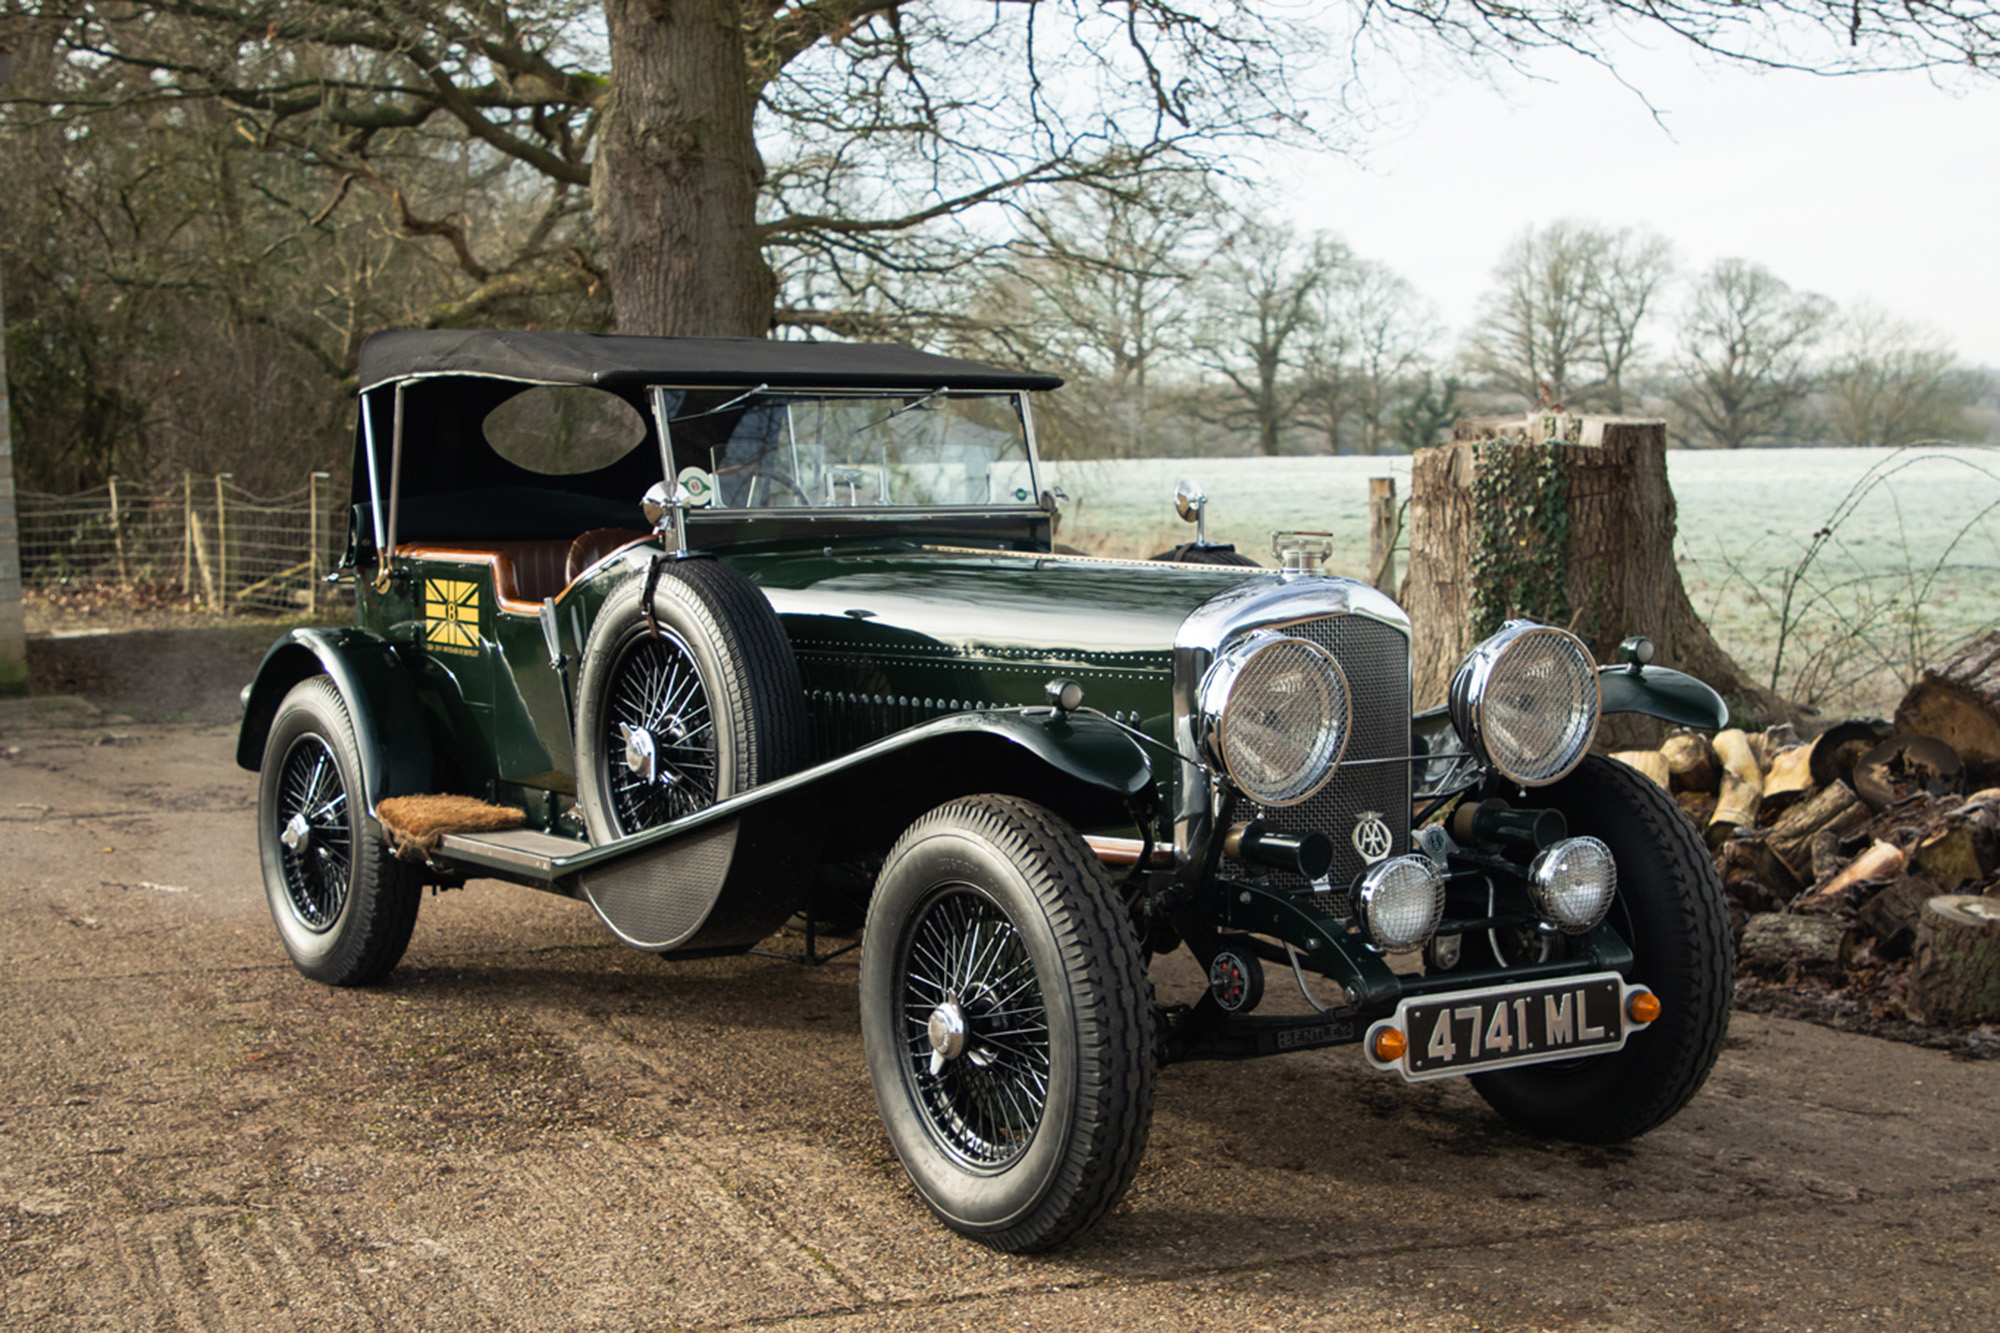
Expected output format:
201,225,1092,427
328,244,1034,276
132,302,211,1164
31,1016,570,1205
715,464,811,508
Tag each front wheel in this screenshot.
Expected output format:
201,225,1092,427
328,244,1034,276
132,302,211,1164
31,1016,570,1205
1469,754,1733,1142
860,796,1156,1252
257,676,422,986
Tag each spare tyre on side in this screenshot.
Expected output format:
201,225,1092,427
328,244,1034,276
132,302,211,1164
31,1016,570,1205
574,558,809,843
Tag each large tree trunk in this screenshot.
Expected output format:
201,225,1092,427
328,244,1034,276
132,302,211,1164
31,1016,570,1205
1401,416,1771,720
596,0,777,337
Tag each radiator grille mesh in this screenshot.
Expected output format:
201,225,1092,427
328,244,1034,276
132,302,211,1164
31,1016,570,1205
1222,614,1411,916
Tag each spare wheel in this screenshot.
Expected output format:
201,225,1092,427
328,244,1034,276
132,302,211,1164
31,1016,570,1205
574,559,807,843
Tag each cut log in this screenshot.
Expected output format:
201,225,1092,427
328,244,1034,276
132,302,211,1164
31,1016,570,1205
1766,781,1864,882
1662,731,1719,794
1719,838,1799,912
1911,823,1985,893
1858,876,1942,959
1907,894,2000,1025
1675,789,1717,826
1762,744,1816,813
1739,912,1855,971
1801,839,1908,905
1749,725,1800,772
1707,728,1764,848
1612,750,1670,789
1895,632,2000,782
1854,735,1964,811
1807,719,1895,788
1810,818,1871,885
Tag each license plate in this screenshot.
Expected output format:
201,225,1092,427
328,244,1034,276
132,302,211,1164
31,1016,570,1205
1365,973,1651,1082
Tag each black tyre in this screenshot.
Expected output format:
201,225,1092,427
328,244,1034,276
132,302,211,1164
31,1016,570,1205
1469,754,1733,1142
257,676,422,986
860,796,1156,1252
574,560,807,842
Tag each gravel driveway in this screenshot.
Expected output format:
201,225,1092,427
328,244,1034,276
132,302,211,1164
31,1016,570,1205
3,630,1997,1330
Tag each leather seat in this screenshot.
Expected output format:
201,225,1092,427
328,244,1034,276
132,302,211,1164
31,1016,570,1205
565,529,650,586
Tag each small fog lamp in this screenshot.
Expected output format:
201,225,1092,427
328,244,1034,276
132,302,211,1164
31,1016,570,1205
1356,854,1447,953
1044,678,1086,714
1528,836,1617,934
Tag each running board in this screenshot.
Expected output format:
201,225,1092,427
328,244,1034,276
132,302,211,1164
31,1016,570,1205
436,826,588,880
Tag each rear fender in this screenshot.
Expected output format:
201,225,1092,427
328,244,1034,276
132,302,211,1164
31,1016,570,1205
235,628,433,809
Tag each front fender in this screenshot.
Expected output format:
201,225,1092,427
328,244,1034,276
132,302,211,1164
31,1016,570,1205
235,628,434,810
529,707,1159,884
799,707,1158,860
1598,664,1729,731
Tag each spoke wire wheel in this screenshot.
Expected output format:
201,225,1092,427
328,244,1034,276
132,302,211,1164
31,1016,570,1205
274,732,353,933
574,561,807,846
861,795,1155,1252
256,676,422,987
898,885,1053,1171
601,626,718,833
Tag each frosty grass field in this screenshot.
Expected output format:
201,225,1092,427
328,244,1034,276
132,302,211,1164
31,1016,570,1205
1047,446,1999,718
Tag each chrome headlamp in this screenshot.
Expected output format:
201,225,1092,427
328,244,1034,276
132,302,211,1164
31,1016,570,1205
1356,854,1448,953
1197,630,1350,807
1447,621,1601,786
1529,836,1617,934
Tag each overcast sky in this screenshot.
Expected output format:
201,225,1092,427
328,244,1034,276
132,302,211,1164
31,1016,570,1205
1268,40,2000,369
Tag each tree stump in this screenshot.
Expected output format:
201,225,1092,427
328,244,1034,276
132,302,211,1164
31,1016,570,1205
1401,416,1770,717
1895,632,2000,784
1907,895,2000,1025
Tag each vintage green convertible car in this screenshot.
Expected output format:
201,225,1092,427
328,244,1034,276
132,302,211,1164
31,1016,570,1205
238,329,1733,1251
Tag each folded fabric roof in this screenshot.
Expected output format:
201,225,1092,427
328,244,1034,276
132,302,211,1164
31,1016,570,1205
357,329,1062,393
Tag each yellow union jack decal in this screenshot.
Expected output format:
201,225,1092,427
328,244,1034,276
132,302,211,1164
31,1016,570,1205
424,578,482,653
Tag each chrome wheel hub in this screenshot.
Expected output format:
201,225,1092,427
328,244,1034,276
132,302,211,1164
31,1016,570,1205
281,811,312,854
619,723,659,783
927,1001,968,1076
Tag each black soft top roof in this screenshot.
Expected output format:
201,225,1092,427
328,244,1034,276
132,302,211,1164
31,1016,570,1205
357,329,1062,393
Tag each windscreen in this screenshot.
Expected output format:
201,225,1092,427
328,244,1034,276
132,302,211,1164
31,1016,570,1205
666,390,1038,510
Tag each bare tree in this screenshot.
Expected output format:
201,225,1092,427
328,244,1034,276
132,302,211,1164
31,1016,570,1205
1318,261,1438,455
1820,308,1981,447
1586,228,1676,412
964,176,1215,458
1191,221,1344,457
20,0,1999,348
1673,259,1831,449
1464,221,1673,411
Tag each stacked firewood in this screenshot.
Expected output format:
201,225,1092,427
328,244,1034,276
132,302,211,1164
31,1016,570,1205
1611,632,2000,1028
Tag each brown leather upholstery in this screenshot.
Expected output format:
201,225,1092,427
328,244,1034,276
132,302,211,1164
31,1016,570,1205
396,530,651,614
482,541,574,604
566,529,651,585
396,541,568,612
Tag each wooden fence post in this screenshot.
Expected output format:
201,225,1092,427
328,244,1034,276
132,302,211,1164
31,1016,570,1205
107,475,129,586
181,473,193,606
214,473,230,609
1368,476,1399,594
308,470,328,615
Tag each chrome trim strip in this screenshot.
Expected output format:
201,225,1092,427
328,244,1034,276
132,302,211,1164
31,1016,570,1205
360,390,386,555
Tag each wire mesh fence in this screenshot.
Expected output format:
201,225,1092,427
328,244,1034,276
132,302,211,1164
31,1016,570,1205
17,473,352,614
